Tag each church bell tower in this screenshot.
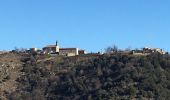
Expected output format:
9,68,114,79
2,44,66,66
56,40,59,53
56,41,58,46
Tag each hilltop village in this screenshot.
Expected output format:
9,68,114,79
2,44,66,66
0,41,167,56
29,42,166,56
29,41,86,56
0,41,168,100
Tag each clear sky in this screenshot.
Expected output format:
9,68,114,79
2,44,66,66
0,0,170,52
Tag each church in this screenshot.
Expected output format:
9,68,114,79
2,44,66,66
43,41,85,56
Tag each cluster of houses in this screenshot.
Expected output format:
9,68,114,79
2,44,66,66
131,47,166,55
29,41,86,56
0,41,166,56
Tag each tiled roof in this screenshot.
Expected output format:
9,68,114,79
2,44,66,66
59,48,77,50
44,45,56,48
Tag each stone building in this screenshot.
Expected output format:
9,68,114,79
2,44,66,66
43,41,59,54
59,48,79,56
42,41,85,56
78,50,86,55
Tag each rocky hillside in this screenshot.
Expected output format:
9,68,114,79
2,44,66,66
0,53,22,100
1,52,170,100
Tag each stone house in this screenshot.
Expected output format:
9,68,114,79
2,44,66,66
59,48,79,56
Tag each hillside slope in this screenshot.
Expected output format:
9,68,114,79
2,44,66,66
1,53,170,100
0,53,22,100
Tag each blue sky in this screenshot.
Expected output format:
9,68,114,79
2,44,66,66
0,0,170,52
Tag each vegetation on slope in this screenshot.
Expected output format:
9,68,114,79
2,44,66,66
0,53,22,100
1,53,170,100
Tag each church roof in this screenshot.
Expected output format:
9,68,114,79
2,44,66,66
44,45,56,48
60,48,78,50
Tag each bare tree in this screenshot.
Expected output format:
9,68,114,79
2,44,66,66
105,45,118,54
125,46,132,52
